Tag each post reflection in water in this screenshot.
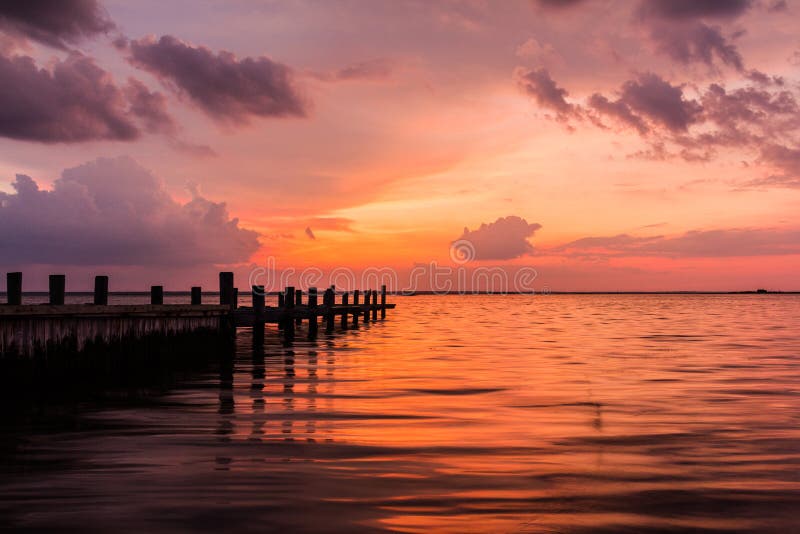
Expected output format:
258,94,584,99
3,295,800,532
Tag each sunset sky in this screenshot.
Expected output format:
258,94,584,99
1,0,799,291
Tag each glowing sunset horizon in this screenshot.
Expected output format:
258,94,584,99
1,0,799,291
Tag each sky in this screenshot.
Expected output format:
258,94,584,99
1,0,799,291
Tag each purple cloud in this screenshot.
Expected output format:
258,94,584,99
455,216,541,260
554,227,800,258
125,78,176,134
638,0,752,21
618,73,701,132
128,35,306,124
0,52,139,142
0,0,114,49
304,227,316,240
0,156,259,266
648,22,744,71
515,67,578,120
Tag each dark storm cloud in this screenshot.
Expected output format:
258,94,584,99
515,67,578,120
0,53,139,142
455,216,541,260
0,0,114,49
0,156,260,266
128,35,307,124
554,227,800,258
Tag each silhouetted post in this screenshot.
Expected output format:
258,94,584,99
363,290,370,322
6,272,21,305
308,287,318,339
49,274,65,305
295,289,303,326
233,288,239,309
252,285,265,318
191,286,202,305
371,289,378,320
94,275,108,305
219,272,234,308
341,292,349,328
151,285,163,305
381,285,387,319
284,287,295,341
277,291,285,330
324,287,335,333
352,289,360,326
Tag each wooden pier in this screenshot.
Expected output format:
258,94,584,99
0,271,395,363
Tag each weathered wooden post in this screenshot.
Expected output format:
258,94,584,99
381,284,387,319
324,287,335,333
252,285,265,347
6,272,22,305
372,288,378,321
151,285,164,305
233,288,239,310
295,289,303,326
49,274,65,305
308,287,318,339
191,286,202,305
277,291,285,330
363,289,370,322
352,289,360,326
219,272,234,308
284,286,295,341
94,275,108,305
341,292,349,328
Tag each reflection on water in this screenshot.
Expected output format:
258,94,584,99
2,295,800,532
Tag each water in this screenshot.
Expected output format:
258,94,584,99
2,295,800,532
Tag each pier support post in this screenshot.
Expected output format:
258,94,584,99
308,287,318,339
49,274,65,305
381,285,387,319
151,285,163,305
191,286,202,305
341,292,349,329
295,289,303,326
6,272,22,305
219,272,234,308
94,275,108,305
284,286,295,342
324,287,335,333
363,290,370,323
252,285,265,347
352,289,359,326
372,289,378,321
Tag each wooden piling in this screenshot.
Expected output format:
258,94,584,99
94,275,109,305
372,289,378,321
6,272,22,306
308,287,318,339
151,285,163,305
324,287,335,333
284,287,295,341
363,290,370,322
352,289,360,326
191,286,202,305
233,288,239,309
252,285,265,318
295,289,303,326
341,292,349,328
49,275,65,305
381,285,387,319
219,272,234,308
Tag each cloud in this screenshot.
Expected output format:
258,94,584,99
637,0,752,21
647,22,744,71
535,0,588,9
616,73,701,132
125,78,176,134
0,52,140,142
304,226,316,240
515,67,578,120
552,227,800,258
0,156,259,266
128,35,307,124
0,0,114,49
455,216,541,260
333,58,393,81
